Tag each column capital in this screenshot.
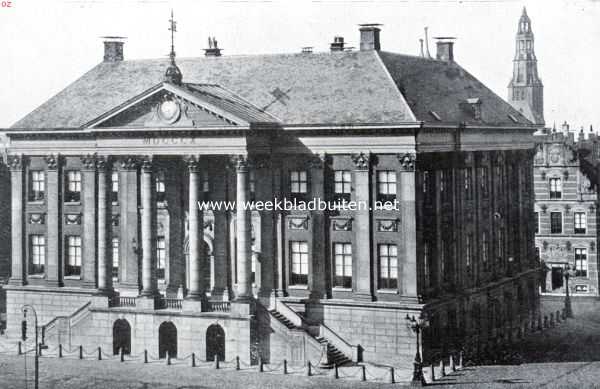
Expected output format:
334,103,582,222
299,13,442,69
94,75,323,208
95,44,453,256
351,152,371,171
397,153,416,172
96,155,109,171
185,155,200,173
140,156,153,173
80,154,97,171
43,154,59,171
308,153,328,170
232,154,249,172
119,156,139,170
7,155,24,171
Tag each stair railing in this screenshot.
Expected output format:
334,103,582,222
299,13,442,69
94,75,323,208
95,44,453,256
318,322,360,362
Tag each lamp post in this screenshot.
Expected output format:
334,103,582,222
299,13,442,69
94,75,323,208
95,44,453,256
406,312,429,386
564,265,574,318
22,304,42,389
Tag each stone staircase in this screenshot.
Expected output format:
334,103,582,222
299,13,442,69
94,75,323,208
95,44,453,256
268,304,354,367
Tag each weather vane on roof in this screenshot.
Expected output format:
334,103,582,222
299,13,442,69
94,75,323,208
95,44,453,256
168,9,177,62
164,9,183,85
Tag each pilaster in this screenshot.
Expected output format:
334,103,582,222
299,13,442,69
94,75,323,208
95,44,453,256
45,154,61,287
398,153,418,299
351,152,373,301
81,154,97,289
8,155,25,286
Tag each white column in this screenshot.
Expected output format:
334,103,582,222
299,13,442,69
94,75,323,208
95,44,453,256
140,156,157,297
186,155,206,301
235,155,252,301
97,156,111,293
7,155,24,286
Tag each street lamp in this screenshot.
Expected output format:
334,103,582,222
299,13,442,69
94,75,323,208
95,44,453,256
406,312,429,386
22,304,45,389
564,265,574,318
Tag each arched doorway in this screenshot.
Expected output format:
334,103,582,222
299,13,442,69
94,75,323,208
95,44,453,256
206,324,225,361
158,321,177,359
113,319,131,355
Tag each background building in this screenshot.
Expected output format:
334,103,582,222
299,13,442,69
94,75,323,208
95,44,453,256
0,19,538,368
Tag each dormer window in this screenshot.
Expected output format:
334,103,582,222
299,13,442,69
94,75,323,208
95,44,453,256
461,98,482,120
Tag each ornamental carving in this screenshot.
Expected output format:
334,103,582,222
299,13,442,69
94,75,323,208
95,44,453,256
111,214,120,227
563,170,569,181
140,156,153,172
29,213,45,225
204,221,214,231
564,204,571,214
331,218,353,231
494,151,504,166
540,204,547,214
377,219,399,232
462,152,474,166
232,155,248,171
351,152,370,170
185,155,200,172
80,154,97,170
288,216,309,230
120,157,138,170
7,155,23,171
43,154,58,170
540,171,546,180
96,155,108,171
65,213,82,225
398,153,416,171
478,152,490,166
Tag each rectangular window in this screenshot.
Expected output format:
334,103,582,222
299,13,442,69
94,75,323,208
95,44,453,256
378,244,398,289
290,171,308,196
575,248,588,277
111,171,119,203
29,235,45,275
334,170,352,202
423,242,430,288
550,212,562,234
156,236,166,280
480,166,489,197
29,171,45,201
534,212,539,234
112,238,119,281
65,236,82,276
482,232,488,269
549,178,562,199
290,241,309,285
377,171,397,202
333,243,352,288
65,171,81,202
156,171,166,203
464,169,472,200
574,212,586,234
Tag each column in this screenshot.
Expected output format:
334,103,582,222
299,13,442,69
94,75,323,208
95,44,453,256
119,157,140,292
399,153,418,298
255,156,275,300
212,157,228,300
235,155,252,301
45,154,61,287
308,154,327,300
273,166,285,297
8,155,24,286
81,155,97,288
96,156,111,293
351,152,373,300
139,156,158,297
186,155,206,302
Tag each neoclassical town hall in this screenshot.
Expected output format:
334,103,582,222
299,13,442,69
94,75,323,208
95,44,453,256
0,14,540,368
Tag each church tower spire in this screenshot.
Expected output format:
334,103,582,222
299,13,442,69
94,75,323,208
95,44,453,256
508,7,544,125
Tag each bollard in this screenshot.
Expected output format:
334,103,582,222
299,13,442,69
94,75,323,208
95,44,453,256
544,315,548,328
334,363,338,379
361,365,366,382
440,359,446,377
59,344,63,358
144,349,148,364
450,354,455,372
306,361,312,377
215,355,220,370
258,357,263,372
120,347,124,362
430,363,435,382
458,351,464,369
18,341,22,355
98,346,101,361
166,351,171,365
390,366,395,384
284,359,288,375
236,356,240,371
191,352,196,367
556,310,561,323
79,345,83,360
562,308,567,320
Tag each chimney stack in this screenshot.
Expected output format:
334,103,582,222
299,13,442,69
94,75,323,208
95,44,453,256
434,37,455,61
330,36,345,52
359,24,382,51
102,37,125,62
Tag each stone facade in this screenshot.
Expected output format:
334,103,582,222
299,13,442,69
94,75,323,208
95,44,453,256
534,128,600,297
0,22,539,369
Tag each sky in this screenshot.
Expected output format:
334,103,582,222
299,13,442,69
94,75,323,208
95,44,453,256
0,0,598,130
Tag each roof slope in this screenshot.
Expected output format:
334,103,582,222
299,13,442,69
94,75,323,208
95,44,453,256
12,50,533,130
378,51,531,126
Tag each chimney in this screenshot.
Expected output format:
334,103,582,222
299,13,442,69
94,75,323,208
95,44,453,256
330,36,345,52
359,24,382,51
578,126,585,142
102,37,125,62
204,36,222,57
435,37,455,61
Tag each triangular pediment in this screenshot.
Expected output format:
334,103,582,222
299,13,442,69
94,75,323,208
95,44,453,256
86,82,276,129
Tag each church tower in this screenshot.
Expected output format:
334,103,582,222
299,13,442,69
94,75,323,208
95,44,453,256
508,7,544,126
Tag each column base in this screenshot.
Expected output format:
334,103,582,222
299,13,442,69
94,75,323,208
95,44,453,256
7,278,24,286
211,287,226,301
352,292,375,302
46,280,62,288
81,280,97,289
